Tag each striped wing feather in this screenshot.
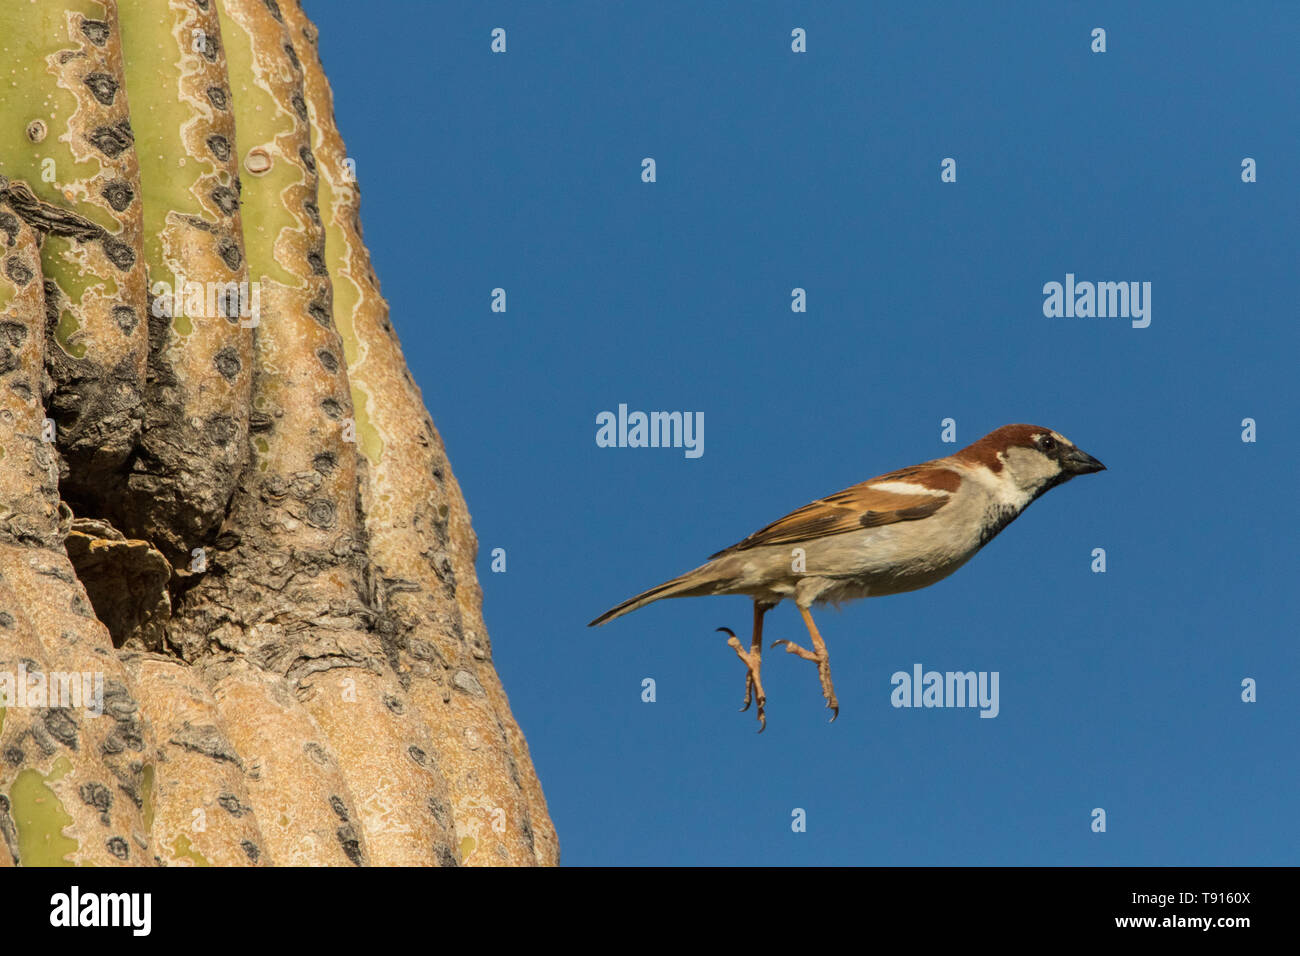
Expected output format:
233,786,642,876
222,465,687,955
709,465,955,558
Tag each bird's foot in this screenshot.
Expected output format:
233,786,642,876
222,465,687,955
771,638,839,722
719,627,766,732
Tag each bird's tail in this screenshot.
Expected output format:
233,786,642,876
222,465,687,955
588,565,719,627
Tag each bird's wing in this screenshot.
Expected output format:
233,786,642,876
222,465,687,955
709,464,958,558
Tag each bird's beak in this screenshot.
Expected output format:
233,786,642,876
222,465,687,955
1062,446,1106,475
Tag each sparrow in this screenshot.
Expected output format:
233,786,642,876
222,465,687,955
589,424,1105,730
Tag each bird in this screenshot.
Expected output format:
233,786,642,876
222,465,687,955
589,423,1105,730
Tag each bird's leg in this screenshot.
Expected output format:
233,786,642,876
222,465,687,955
772,606,839,721
718,601,772,732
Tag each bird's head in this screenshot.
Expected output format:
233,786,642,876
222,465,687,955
956,423,1106,501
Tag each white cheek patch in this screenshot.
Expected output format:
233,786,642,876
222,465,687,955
1002,446,1062,494
965,462,1031,509
869,481,949,497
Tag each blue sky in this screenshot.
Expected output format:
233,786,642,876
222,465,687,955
309,1,1299,865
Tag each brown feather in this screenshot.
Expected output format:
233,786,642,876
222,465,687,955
709,465,958,558
950,423,1046,473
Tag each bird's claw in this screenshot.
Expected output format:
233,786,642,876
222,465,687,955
724,625,766,731
771,637,815,661
773,636,839,720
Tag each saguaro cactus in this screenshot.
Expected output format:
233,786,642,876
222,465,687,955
0,0,556,866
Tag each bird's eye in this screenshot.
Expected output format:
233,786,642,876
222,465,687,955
1039,435,1057,452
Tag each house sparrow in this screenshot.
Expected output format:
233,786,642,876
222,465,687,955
589,424,1105,730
